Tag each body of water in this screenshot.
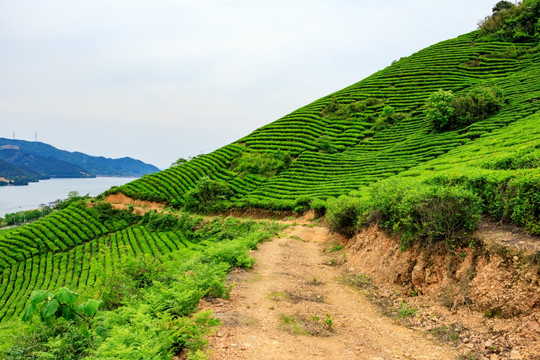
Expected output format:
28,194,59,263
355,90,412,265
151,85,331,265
0,177,138,217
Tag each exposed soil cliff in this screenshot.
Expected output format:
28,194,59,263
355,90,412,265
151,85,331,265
343,224,540,359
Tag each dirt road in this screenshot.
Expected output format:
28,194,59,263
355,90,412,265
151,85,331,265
204,225,458,360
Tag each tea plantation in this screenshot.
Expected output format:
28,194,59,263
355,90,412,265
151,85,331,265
0,2,539,358
111,29,539,229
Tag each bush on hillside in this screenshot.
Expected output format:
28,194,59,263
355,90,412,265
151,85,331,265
429,170,540,235
479,0,540,42
316,136,338,154
370,180,482,248
184,177,233,213
372,105,407,131
310,198,327,218
326,196,370,238
231,151,291,177
425,90,456,131
425,87,504,131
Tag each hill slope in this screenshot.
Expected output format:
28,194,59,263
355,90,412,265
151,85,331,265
110,30,539,233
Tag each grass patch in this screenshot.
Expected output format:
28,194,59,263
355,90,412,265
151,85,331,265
279,313,334,337
342,273,373,289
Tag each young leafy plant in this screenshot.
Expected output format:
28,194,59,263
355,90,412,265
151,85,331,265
22,287,101,328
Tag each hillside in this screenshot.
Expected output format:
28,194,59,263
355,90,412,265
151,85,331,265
0,2,539,359
0,138,160,179
110,29,539,234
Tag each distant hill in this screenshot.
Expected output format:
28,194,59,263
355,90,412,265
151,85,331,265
0,148,93,180
0,139,160,185
0,158,41,185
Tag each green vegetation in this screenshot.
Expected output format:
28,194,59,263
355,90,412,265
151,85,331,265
479,0,540,43
108,12,539,239
1,207,52,227
425,86,504,131
0,209,284,359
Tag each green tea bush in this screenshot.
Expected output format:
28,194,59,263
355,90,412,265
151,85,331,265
481,148,540,170
310,198,327,218
294,195,312,213
231,151,290,177
326,195,370,238
370,179,482,247
428,170,540,235
184,177,233,213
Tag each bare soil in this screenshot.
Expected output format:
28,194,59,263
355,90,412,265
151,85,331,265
104,193,164,214
201,225,458,360
344,224,540,360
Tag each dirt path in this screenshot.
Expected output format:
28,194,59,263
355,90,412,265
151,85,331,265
203,225,458,360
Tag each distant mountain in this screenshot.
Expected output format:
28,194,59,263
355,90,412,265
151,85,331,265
0,158,41,185
0,148,93,179
0,138,160,184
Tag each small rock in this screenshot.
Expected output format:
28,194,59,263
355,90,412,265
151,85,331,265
510,350,522,360
484,339,493,348
490,354,499,360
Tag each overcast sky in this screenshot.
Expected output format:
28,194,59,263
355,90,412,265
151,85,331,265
0,0,501,169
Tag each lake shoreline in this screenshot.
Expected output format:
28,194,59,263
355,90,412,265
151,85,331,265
0,177,138,218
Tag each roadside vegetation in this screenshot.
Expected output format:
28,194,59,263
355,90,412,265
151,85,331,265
0,206,284,359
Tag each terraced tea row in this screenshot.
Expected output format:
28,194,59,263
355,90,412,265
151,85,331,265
110,32,540,210
0,225,197,323
0,205,109,271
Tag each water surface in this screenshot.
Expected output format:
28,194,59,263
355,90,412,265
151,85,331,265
0,177,137,217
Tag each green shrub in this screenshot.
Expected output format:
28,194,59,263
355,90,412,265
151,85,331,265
231,151,290,177
425,90,455,131
453,86,504,126
173,311,220,357
310,198,327,218
370,180,482,247
326,196,370,238
316,136,337,154
9,287,102,360
184,177,233,213
94,305,175,360
372,105,408,132
294,195,312,213
481,148,540,170
428,170,540,235
479,0,540,43
5,320,93,360
425,87,504,131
